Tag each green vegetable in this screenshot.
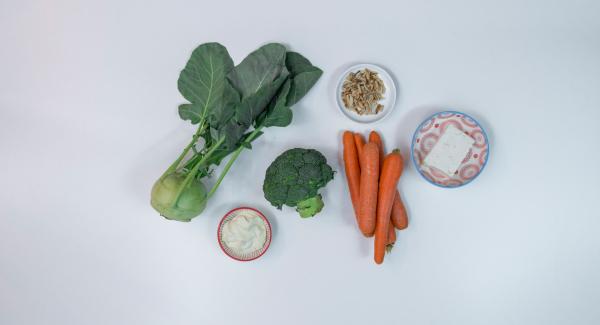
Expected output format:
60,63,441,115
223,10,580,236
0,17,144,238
151,173,207,222
263,148,334,218
151,43,322,221
296,194,325,218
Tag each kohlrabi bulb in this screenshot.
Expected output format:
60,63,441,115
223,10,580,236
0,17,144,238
150,172,207,222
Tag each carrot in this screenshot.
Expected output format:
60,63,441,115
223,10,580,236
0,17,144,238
369,131,409,230
353,133,366,169
374,150,403,264
392,192,408,230
343,131,361,226
386,220,396,253
368,131,384,166
358,142,379,237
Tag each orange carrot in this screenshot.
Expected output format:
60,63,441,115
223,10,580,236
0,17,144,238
368,131,384,166
358,142,379,237
354,133,366,169
343,131,361,226
392,192,408,230
374,150,403,264
369,131,409,230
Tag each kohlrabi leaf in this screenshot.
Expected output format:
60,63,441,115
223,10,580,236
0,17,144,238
178,104,202,124
286,68,322,107
234,70,289,127
227,43,287,99
207,81,239,128
260,79,293,128
284,51,322,106
218,120,247,150
285,52,315,74
178,43,235,124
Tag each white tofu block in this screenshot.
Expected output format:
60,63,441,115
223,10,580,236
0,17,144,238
424,125,475,176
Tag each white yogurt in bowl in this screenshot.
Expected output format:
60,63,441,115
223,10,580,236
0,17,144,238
217,207,271,261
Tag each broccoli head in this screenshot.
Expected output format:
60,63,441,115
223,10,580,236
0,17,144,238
263,148,334,218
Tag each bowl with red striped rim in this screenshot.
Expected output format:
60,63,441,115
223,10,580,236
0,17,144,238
217,207,272,261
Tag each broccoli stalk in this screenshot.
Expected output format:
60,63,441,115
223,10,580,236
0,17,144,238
296,194,325,218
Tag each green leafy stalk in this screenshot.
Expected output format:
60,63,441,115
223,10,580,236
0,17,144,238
171,138,224,202
207,127,264,198
160,123,207,179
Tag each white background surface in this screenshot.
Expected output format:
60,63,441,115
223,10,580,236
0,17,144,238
1,0,599,324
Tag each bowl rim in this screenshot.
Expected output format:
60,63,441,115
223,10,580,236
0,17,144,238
217,206,272,262
410,110,490,188
335,63,397,124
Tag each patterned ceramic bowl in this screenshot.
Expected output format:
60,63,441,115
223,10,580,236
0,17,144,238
217,207,272,261
411,111,489,188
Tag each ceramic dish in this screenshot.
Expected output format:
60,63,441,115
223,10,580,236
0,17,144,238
335,63,397,124
411,111,489,188
217,207,272,261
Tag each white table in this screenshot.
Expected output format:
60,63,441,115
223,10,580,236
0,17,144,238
2,1,599,324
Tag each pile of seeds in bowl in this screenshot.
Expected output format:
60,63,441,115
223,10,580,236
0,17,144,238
341,68,386,115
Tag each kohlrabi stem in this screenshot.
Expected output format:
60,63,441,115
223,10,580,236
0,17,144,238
171,137,225,204
207,127,264,198
160,123,206,179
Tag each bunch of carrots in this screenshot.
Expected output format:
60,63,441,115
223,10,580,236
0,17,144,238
343,131,408,264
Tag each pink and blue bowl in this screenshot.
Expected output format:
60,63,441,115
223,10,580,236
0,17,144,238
411,111,490,188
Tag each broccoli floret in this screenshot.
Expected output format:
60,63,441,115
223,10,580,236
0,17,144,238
263,148,334,218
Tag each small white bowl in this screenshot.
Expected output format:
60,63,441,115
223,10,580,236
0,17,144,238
336,63,397,124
